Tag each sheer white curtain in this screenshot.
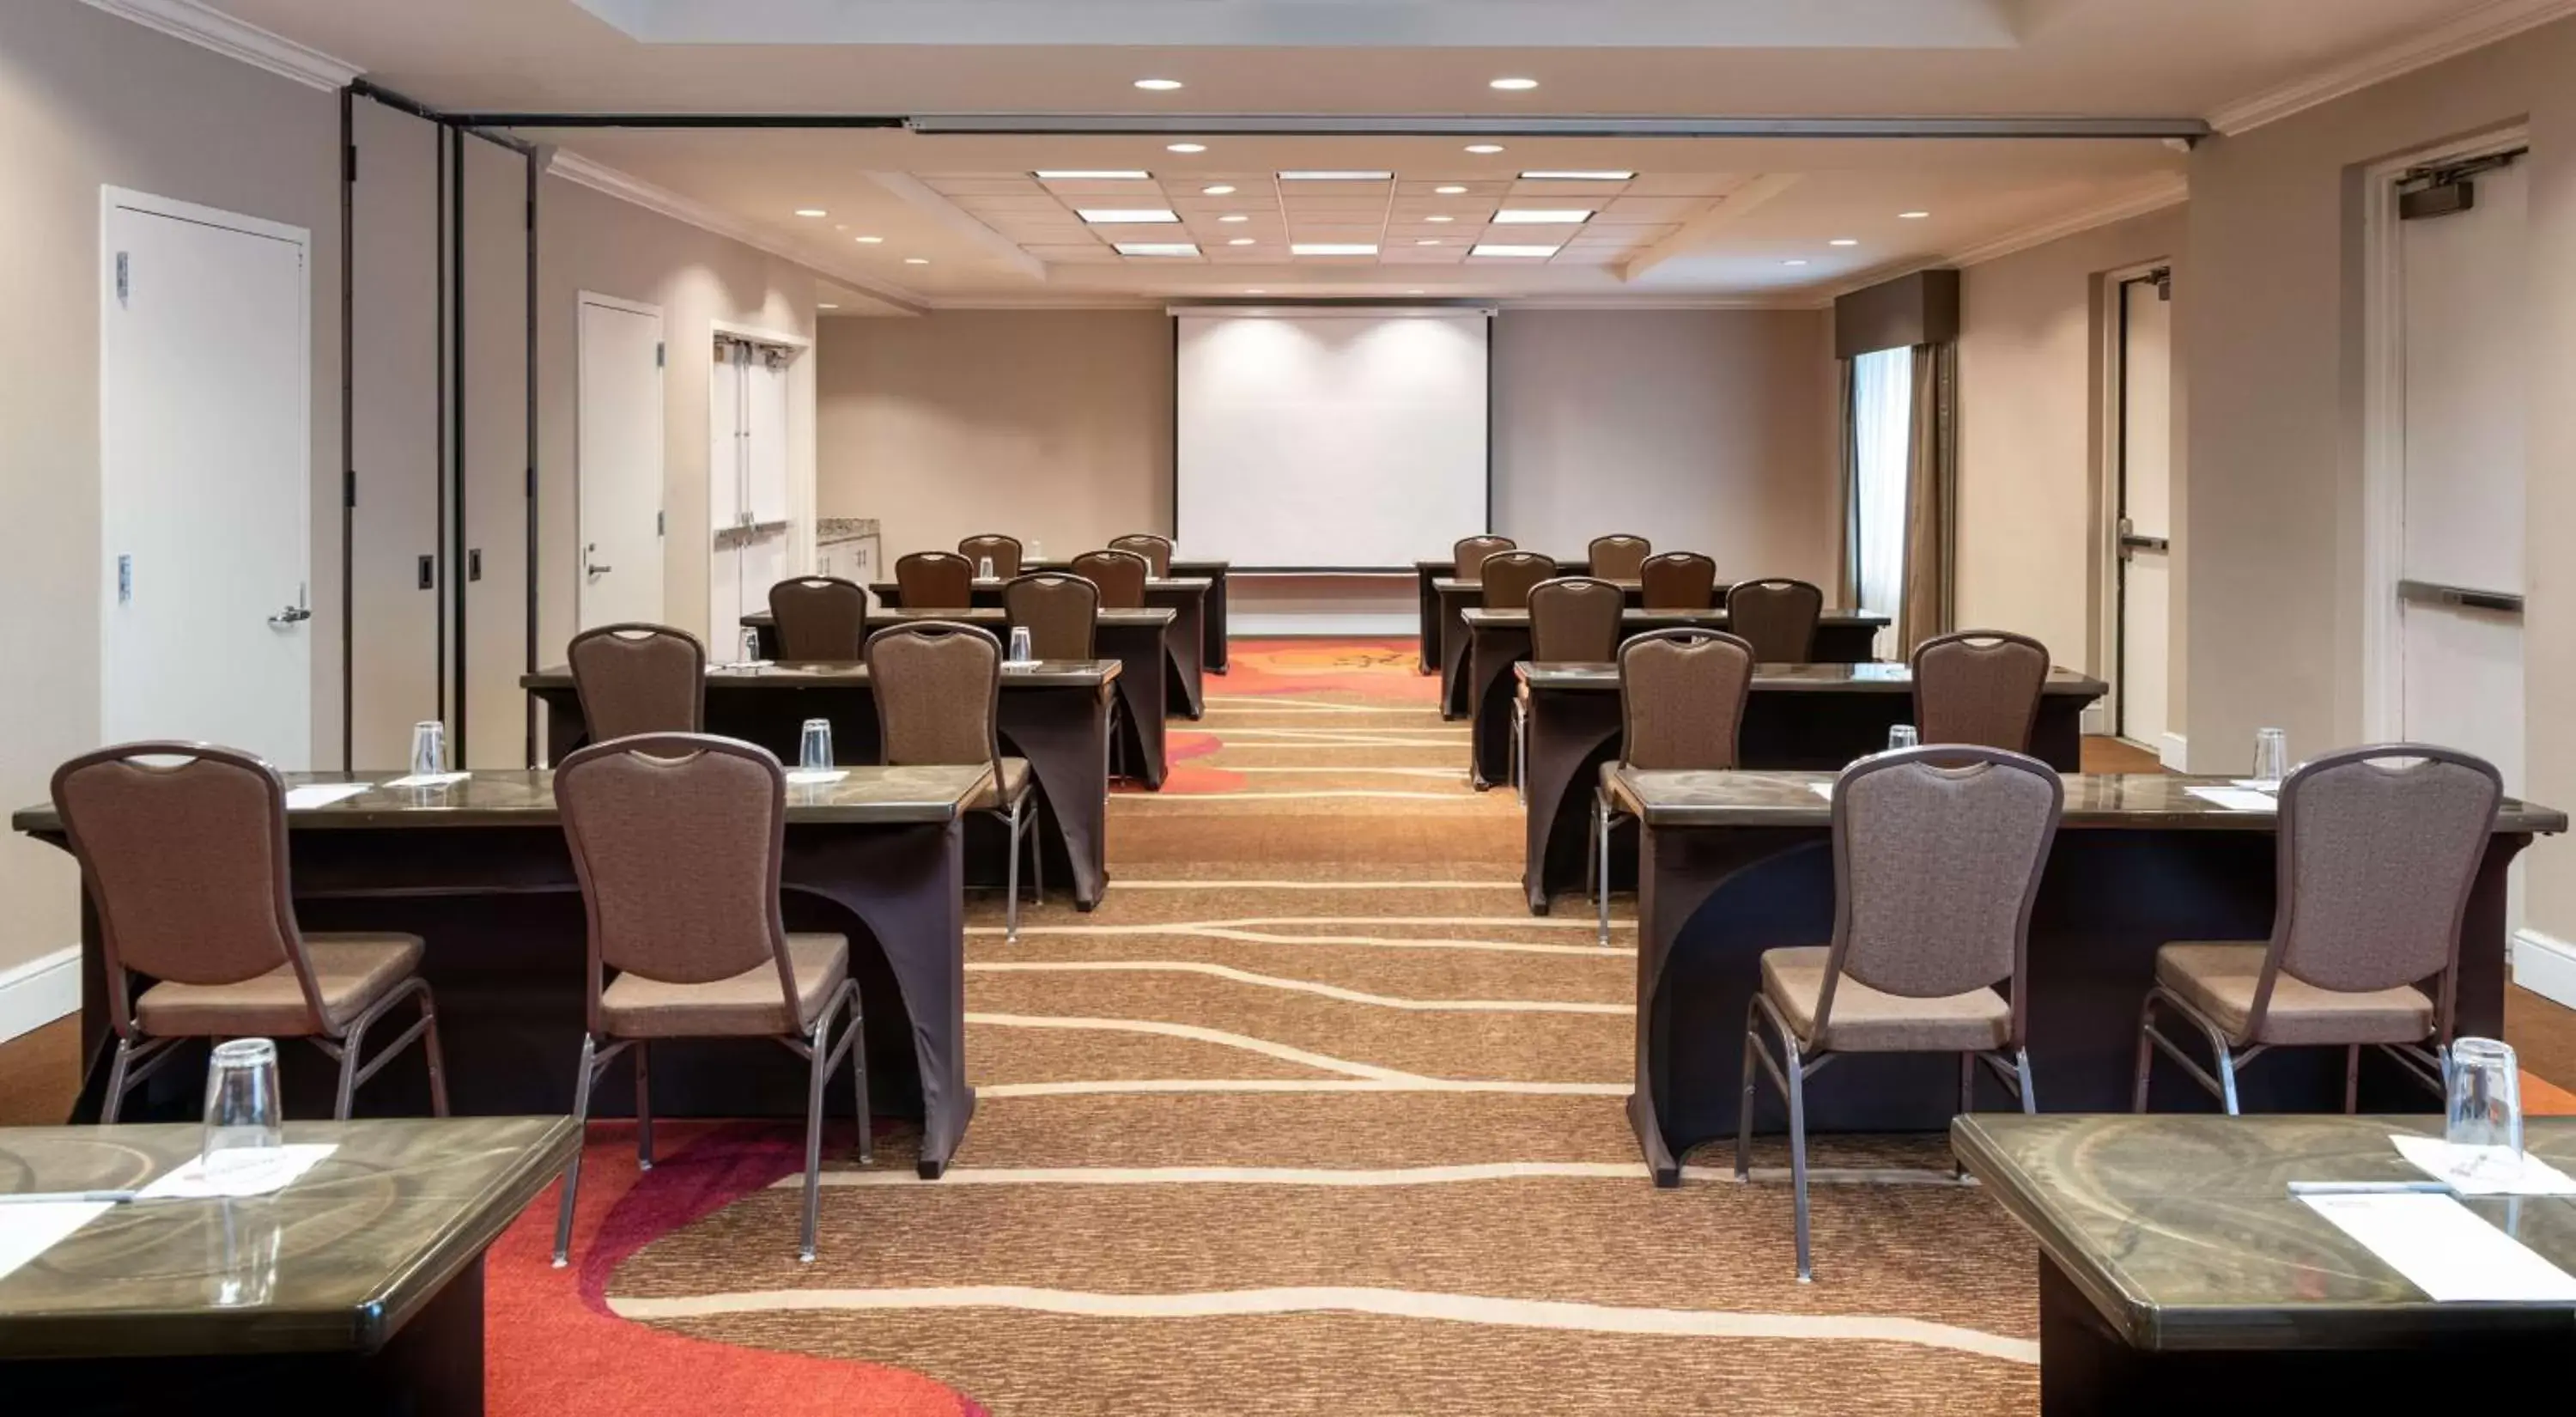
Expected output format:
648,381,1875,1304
1851,347,1915,653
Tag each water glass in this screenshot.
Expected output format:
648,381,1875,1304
410,720,447,777
2447,1037,2524,1159
738,626,763,666
1886,724,1920,753
210,1200,281,1307
799,719,834,773
978,556,997,581
2251,727,2289,788
1008,626,1035,664
203,1038,283,1186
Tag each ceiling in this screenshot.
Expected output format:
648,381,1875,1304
195,0,2549,308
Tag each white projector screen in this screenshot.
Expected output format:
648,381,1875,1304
1176,310,1489,569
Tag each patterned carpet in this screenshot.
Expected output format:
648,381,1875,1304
490,638,2049,1414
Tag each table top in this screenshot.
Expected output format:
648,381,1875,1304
12,764,993,836
741,608,1176,629
1434,577,1650,595
1026,557,1224,575
871,577,1211,595
522,659,1121,690
0,1117,576,1359
1607,769,2569,834
1462,606,1890,629
1953,1114,2576,1351
1521,661,2106,696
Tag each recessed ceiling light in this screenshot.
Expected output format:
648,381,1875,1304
1472,243,1558,258
1435,185,1469,195
1490,77,1539,91
1167,143,1208,154
905,257,931,265
1492,209,1594,224
1517,171,1636,181
1899,210,1931,219
793,208,827,218
1465,144,1506,155
1034,170,1151,180
1407,289,1426,295
1830,238,1860,246
1425,215,1455,223
817,302,839,309
1291,243,1378,256
1278,170,1394,181
1202,184,1236,196
1116,242,1200,257
855,235,884,244
1219,214,1249,223
1416,239,1443,246
1076,208,1180,224
1783,258,1810,266
1246,288,1266,294
1133,77,1183,91
1228,237,1256,246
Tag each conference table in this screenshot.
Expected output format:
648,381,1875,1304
1954,1113,2576,1413
744,606,1176,789
1515,661,2109,909
1414,556,1595,674
1453,604,1889,721
14,767,990,1179
1032,557,1230,675
1600,768,2564,1185
868,575,1212,718
0,1116,575,1415
524,658,1121,909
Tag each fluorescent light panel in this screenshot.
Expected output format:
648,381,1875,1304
1517,170,1634,180
1278,170,1394,181
1491,209,1593,224
1036,170,1151,180
1472,243,1559,258
1077,208,1180,224
1116,241,1201,257
1291,243,1378,256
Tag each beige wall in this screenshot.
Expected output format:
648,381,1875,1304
0,3,343,976
1955,206,2188,684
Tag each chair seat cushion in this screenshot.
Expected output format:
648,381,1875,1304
967,758,1034,812
601,934,849,1039
135,933,425,1038
1759,946,2010,1054
2155,942,2433,1047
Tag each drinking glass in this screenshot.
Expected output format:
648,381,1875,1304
738,627,764,666
1008,626,1035,664
978,556,997,581
410,721,447,777
2251,727,2289,788
2447,1037,2524,1159
799,719,834,773
203,1038,283,1187
210,1200,281,1307
1886,724,1920,752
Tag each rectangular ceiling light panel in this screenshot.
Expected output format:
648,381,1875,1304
1491,209,1595,224
1077,208,1182,224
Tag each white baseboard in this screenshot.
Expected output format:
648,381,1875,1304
1230,613,1417,637
2080,702,2110,736
0,946,79,1046
2159,733,2190,773
2514,928,2576,1012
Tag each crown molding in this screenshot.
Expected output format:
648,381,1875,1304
545,150,929,314
81,0,361,91
2207,0,2576,137
1942,173,2189,269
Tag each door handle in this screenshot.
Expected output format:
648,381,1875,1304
587,563,614,577
268,605,313,626
584,542,612,579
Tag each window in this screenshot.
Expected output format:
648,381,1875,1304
1851,347,1914,636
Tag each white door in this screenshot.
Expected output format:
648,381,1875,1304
2115,271,2173,749
2397,158,2525,793
101,192,312,767
576,295,665,629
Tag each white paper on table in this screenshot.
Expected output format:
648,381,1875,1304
0,1201,114,1282
2227,780,2282,794
2391,1134,2576,1197
284,783,372,810
383,772,471,789
2186,786,2278,812
785,769,849,786
137,1143,337,1201
2300,1191,2576,1302
1807,782,1838,801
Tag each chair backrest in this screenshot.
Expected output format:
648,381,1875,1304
1637,552,1718,611
2251,745,2502,1033
896,550,977,611
568,623,706,742
1107,533,1173,578
1070,549,1151,609
957,533,1024,579
1479,551,1558,611
1617,629,1754,770
1004,572,1098,660
1726,578,1823,663
1528,577,1625,663
767,576,867,661
51,743,322,1034
556,734,798,1026
1911,630,2050,753
1816,746,2063,1049
1453,535,1516,584
1586,534,1653,581
864,622,1005,775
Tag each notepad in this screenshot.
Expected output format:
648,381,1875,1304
0,1201,112,1283
2186,786,2277,812
383,771,471,789
138,1144,337,1201
785,769,849,786
2301,1191,2576,1302
2391,1134,2576,1197
284,783,370,809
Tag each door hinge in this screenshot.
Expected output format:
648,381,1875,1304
657,509,666,537
114,252,129,306
526,465,537,498
344,143,358,183
417,555,435,591
344,468,358,508
655,342,665,368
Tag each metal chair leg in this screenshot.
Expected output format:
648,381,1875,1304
1956,1052,1976,1179
2215,1039,2242,1116
332,1014,371,1121
848,992,874,1165
2130,994,2160,1113
1004,801,1024,944
2344,1043,2361,1115
2014,1049,2038,1115
1030,801,1045,903
1735,999,1762,1182
1595,794,1613,946
1784,1035,1814,1283
1512,701,1527,806
799,1019,829,1262
552,1033,599,1267
102,1037,137,1125
635,1042,654,1171
420,989,451,1117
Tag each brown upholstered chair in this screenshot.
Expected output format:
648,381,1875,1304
1593,629,1755,939
2133,745,2502,1116
1478,550,1557,611
768,576,867,661
1586,534,1653,581
895,550,977,611
51,743,449,1124
1004,572,1099,660
568,623,705,747
958,534,1024,580
1737,745,2062,1280
1070,549,1151,610
550,733,866,1264
1108,533,1174,579
1452,535,1516,584
1637,552,1719,611
1911,630,2050,753
866,623,1042,937
1726,578,1824,663
1515,578,1627,801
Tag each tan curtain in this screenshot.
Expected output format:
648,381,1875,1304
1899,343,1956,654
1836,357,1860,607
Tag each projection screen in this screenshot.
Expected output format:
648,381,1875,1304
1175,309,1490,570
